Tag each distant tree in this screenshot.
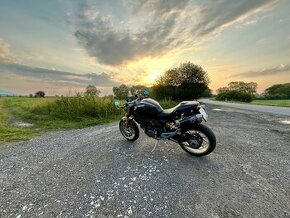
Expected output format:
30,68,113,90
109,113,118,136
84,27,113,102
130,85,149,96
29,94,33,98
35,91,45,98
85,85,101,96
216,81,257,102
216,87,229,94
152,62,210,100
263,83,290,99
228,81,257,95
113,84,129,99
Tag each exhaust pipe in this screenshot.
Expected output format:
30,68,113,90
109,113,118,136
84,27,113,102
180,114,203,129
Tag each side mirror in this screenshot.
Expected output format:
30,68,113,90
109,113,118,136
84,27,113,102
114,101,120,107
143,90,149,97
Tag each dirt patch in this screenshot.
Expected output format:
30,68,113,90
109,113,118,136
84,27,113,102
6,110,34,128
9,120,34,127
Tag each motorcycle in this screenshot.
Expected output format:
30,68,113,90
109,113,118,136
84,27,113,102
114,92,216,156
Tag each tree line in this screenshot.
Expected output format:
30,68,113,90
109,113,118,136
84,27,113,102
216,82,290,102
113,62,212,100
112,62,290,103
29,61,289,103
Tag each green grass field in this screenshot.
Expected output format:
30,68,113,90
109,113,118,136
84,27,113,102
0,96,123,143
250,99,290,107
0,96,180,144
0,98,36,143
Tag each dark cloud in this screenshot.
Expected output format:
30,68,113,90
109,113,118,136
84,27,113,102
193,0,277,37
74,2,182,65
0,63,119,87
231,64,290,78
73,0,277,66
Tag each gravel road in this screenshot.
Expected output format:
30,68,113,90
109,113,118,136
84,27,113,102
1,104,290,218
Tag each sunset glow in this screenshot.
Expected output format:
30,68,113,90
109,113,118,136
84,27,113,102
0,0,290,95
146,71,162,85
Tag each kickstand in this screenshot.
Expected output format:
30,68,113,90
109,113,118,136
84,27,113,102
151,140,159,152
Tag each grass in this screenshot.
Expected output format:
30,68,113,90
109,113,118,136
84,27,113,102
0,99,36,143
250,99,290,107
0,96,188,144
0,96,123,143
212,98,290,107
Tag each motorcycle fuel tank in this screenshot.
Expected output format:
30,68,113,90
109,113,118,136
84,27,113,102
134,98,163,120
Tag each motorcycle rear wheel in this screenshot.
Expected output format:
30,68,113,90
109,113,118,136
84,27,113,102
179,124,216,156
119,119,140,141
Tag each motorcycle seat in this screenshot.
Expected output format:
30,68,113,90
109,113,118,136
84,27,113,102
157,101,200,119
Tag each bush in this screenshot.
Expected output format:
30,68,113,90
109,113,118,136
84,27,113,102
35,91,45,98
216,90,254,102
31,95,122,120
263,83,290,99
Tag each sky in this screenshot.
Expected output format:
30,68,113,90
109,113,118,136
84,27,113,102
0,0,290,96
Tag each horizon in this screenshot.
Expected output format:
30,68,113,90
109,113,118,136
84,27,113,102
1,0,290,96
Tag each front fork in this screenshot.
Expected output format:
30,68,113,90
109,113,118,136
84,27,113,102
125,107,130,128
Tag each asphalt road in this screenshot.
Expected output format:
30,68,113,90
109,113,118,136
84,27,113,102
1,104,290,218
201,99,290,116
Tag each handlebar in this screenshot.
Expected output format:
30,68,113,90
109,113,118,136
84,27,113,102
126,96,142,107
116,94,147,111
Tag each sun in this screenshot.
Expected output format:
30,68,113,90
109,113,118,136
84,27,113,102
146,70,162,85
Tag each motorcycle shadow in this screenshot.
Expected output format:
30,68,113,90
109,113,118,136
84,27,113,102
177,153,219,172
115,138,219,171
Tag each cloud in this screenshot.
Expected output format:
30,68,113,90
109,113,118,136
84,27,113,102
0,63,119,87
73,0,278,66
74,1,184,65
231,64,290,78
0,39,19,64
193,0,276,36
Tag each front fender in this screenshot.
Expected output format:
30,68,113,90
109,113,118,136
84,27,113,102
121,116,133,121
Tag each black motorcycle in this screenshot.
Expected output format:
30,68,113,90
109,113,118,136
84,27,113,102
115,93,216,156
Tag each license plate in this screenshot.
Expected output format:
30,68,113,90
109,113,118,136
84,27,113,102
199,107,208,121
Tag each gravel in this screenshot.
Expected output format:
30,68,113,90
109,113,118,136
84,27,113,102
0,104,289,217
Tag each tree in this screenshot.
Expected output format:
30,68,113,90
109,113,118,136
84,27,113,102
113,84,129,99
216,81,257,102
216,87,229,94
130,85,149,96
152,62,210,100
264,83,290,99
156,62,210,87
35,91,45,98
85,85,101,96
228,81,257,95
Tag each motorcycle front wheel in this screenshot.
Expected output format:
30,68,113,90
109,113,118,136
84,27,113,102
179,124,216,156
119,119,140,141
